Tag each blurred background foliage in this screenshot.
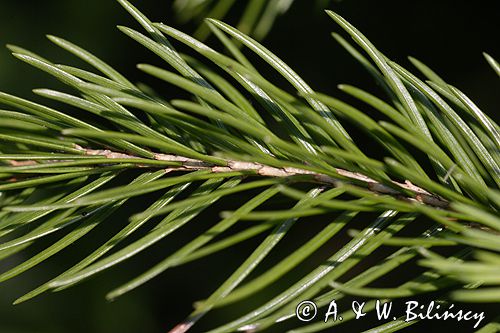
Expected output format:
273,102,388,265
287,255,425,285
0,1,498,332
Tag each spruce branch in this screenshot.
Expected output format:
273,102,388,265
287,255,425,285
77,146,448,208
0,0,498,332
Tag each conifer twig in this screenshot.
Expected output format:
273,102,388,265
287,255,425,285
81,147,449,208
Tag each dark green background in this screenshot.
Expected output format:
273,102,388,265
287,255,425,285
0,1,498,332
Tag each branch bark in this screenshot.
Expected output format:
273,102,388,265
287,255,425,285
81,147,449,208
